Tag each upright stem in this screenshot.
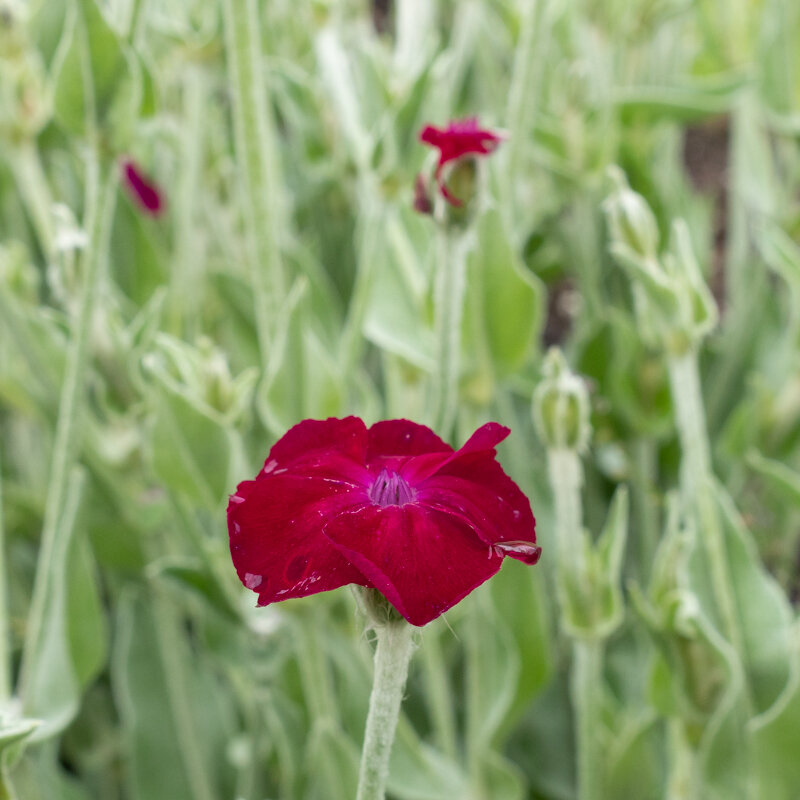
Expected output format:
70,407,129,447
547,445,604,800
547,447,585,579
169,61,206,337
20,154,115,690
571,638,603,800
666,719,698,800
667,348,742,654
356,621,415,800
431,227,467,439
222,0,286,362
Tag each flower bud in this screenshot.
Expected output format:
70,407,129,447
603,166,659,261
533,348,591,452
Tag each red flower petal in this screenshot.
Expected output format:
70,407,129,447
323,503,504,626
418,117,504,206
366,419,451,465
402,421,509,484
418,461,539,564
266,416,368,472
228,473,371,605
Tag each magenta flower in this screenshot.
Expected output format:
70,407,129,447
228,417,540,626
419,117,504,206
120,159,164,217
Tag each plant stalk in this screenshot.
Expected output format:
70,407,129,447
222,0,286,362
19,154,115,692
431,226,468,439
667,348,741,653
356,621,415,800
572,638,603,800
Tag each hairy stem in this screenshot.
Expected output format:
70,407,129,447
356,621,415,800
668,348,742,653
572,638,603,800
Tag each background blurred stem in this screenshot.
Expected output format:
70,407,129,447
169,62,206,338
8,139,55,263
19,153,115,693
546,445,604,800
548,447,585,577
222,0,286,362
356,620,415,800
571,638,603,800
431,226,467,440
666,718,698,800
667,348,742,654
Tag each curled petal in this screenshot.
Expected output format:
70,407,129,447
323,504,503,626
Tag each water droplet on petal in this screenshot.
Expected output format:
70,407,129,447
244,573,262,590
493,540,542,564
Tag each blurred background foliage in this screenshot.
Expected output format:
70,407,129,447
0,0,799,798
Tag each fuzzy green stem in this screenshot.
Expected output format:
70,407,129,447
356,621,415,800
547,446,604,799
222,0,286,361
431,227,467,439
572,638,603,800
547,447,585,580
666,719,698,800
19,155,115,692
667,348,742,653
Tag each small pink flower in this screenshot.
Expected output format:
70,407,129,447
120,159,164,217
228,417,540,627
419,117,504,206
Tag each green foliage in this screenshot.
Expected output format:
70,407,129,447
0,0,799,797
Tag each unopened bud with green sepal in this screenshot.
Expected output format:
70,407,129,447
604,169,718,354
533,347,591,452
603,166,660,262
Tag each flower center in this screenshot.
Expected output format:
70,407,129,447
369,468,415,508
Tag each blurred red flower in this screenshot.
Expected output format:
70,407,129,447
120,159,164,216
419,117,504,206
228,417,539,626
